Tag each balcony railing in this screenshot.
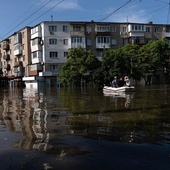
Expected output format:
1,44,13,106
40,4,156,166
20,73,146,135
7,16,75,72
129,32,145,37
96,43,110,49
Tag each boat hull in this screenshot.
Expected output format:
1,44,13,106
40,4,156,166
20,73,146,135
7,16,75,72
103,86,135,93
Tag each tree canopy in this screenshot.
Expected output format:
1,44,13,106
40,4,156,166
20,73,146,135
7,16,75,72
60,47,100,86
60,39,170,86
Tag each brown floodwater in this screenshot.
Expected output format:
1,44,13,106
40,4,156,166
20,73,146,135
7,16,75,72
0,85,170,170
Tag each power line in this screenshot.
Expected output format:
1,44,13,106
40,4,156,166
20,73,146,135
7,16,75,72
99,0,135,22
8,0,42,27
27,0,65,25
141,4,167,18
0,0,52,39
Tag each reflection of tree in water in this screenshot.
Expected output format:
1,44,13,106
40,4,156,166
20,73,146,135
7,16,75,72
104,92,134,108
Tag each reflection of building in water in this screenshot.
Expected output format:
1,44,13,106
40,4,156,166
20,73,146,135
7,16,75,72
32,108,49,151
1,88,71,151
1,88,39,150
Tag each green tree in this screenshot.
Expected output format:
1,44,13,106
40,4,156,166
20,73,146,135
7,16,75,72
60,47,100,86
120,43,140,80
137,39,170,84
100,44,140,84
100,49,116,85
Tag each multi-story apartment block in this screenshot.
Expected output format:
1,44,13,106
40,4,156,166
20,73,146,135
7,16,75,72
1,21,170,88
0,27,31,87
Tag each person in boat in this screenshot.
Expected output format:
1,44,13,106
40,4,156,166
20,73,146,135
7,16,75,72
124,76,131,86
118,77,125,87
111,77,118,87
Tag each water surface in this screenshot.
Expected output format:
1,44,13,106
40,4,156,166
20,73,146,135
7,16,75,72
0,85,170,170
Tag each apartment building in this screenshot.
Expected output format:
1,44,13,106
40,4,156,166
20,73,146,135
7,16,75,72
0,27,31,87
1,21,170,88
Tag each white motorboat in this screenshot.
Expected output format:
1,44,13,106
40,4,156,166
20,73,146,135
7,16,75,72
103,85,135,93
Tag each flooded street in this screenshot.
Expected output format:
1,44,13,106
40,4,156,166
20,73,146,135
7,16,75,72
0,85,170,170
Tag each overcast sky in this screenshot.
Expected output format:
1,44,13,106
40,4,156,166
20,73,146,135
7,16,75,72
0,0,169,39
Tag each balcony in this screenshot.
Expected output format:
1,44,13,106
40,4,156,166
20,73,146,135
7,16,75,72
14,43,22,56
27,64,43,76
162,32,170,38
14,61,23,67
71,43,86,48
14,66,24,77
3,40,9,50
3,54,10,60
13,33,22,44
96,43,110,49
39,71,59,76
32,51,42,64
31,44,42,52
95,25,111,33
31,25,42,39
129,32,145,37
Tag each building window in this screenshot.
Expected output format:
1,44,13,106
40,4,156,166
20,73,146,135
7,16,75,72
146,27,151,33
14,44,21,51
97,36,110,43
111,26,116,32
73,26,81,32
87,39,92,45
14,33,21,44
132,24,145,31
49,26,57,32
63,25,68,32
167,39,170,44
71,37,82,43
154,27,160,33
63,39,68,45
64,52,68,57
32,38,38,45
31,26,39,34
111,39,116,45
32,51,38,58
50,52,58,58
50,65,58,71
97,25,110,32
97,51,103,57
122,26,127,33
166,27,170,32
49,39,57,45
123,39,129,45
86,26,92,33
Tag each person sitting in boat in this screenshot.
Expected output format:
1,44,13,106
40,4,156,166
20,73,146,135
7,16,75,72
111,77,118,87
118,77,125,87
124,76,131,86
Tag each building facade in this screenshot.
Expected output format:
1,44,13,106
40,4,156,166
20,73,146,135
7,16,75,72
0,27,31,87
0,21,170,88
